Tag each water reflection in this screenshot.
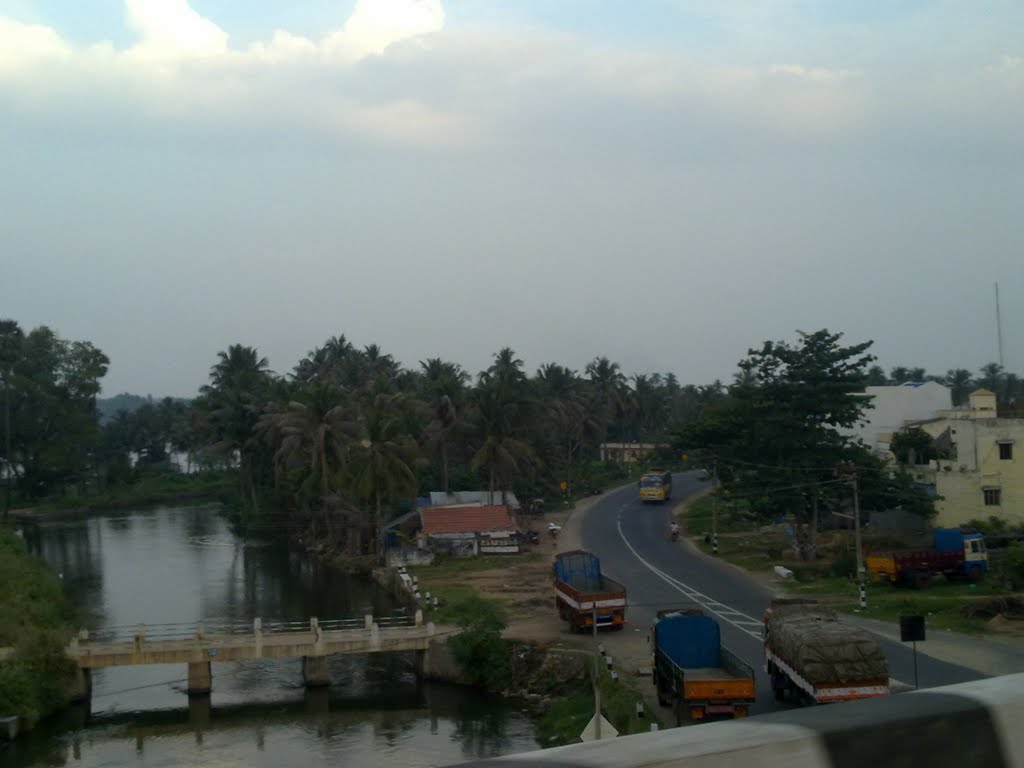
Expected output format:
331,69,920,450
8,506,539,767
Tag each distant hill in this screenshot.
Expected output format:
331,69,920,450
96,394,192,424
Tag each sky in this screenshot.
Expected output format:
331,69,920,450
1,1,1022,398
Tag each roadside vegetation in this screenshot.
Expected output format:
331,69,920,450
0,526,77,727
682,495,1024,634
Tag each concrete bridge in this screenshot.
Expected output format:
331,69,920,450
65,612,437,701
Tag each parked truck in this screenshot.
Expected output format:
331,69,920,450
865,528,989,587
652,609,755,724
553,550,627,633
763,599,889,705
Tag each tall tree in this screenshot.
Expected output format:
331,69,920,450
348,392,418,559
420,358,469,494
0,320,24,518
585,356,626,444
943,368,974,406
196,344,273,517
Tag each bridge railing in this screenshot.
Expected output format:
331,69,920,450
76,611,419,644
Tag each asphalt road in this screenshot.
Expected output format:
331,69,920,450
581,472,984,716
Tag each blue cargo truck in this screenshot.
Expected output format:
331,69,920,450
651,609,755,724
553,551,627,633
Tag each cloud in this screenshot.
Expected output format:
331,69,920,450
324,0,445,61
124,0,229,59
0,17,72,74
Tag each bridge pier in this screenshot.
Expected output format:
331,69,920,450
187,661,212,695
69,666,92,704
302,656,330,687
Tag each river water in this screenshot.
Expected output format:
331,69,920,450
2,505,539,767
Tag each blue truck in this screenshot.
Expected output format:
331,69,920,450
651,609,755,724
553,551,627,633
865,528,989,587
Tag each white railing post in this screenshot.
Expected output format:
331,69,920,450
414,609,423,627
364,614,374,630
196,623,205,640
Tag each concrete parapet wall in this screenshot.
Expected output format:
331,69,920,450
454,673,1024,768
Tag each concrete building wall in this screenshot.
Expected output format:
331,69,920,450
924,416,1024,527
849,382,952,452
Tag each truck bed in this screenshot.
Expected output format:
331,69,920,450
684,667,737,681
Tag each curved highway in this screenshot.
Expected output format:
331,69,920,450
581,472,983,716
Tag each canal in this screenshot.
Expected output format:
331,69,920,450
2,505,539,767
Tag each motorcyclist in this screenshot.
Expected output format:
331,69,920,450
669,521,680,541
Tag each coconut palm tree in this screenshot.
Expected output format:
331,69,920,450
348,392,418,560
420,358,469,493
470,376,534,502
585,356,626,443
197,345,273,516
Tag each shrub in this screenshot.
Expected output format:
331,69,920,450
447,596,511,691
1004,542,1024,589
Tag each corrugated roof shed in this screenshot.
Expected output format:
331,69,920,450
420,505,515,535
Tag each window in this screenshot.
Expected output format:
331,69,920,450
998,442,1014,460
983,488,1002,506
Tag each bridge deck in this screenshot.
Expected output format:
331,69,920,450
65,618,438,669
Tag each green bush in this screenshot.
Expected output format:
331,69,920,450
0,526,75,725
447,596,512,691
829,551,858,579
1004,542,1024,588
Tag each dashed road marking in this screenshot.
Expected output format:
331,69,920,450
615,512,764,640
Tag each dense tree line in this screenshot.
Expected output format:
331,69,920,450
2,317,1017,557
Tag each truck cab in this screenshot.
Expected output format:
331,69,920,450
935,528,989,579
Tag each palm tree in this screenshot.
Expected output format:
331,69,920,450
293,335,353,385
420,358,469,493
943,368,974,406
470,376,534,503
198,345,273,517
585,356,626,444
537,363,594,492
978,363,1005,400
348,392,418,560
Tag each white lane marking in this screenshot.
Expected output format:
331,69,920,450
615,512,764,640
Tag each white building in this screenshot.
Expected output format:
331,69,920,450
847,382,952,453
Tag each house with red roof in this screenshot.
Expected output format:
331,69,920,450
419,504,519,556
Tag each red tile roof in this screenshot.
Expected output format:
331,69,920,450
420,505,515,535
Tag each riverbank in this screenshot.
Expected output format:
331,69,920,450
0,525,78,733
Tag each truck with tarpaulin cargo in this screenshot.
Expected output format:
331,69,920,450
639,469,672,503
553,550,627,633
865,528,988,587
651,609,755,724
763,599,890,705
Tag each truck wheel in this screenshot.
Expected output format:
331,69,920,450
733,706,748,718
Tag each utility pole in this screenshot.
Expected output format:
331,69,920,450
850,470,865,609
592,604,601,739
711,459,719,556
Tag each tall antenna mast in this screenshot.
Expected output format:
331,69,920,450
996,282,1005,368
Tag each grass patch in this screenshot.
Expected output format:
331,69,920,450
535,660,654,746
787,576,1017,633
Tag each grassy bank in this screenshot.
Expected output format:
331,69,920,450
680,493,1024,634
536,661,654,746
15,472,233,519
0,525,77,728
